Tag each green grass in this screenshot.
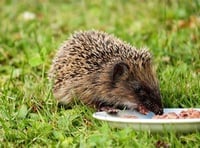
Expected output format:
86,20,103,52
0,0,200,147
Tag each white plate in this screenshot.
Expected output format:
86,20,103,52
93,108,200,132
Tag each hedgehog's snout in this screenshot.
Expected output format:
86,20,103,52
150,103,163,115
143,99,163,115
154,108,163,115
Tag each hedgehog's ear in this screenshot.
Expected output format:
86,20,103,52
112,62,129,82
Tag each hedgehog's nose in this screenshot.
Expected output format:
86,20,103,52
156,108,163,115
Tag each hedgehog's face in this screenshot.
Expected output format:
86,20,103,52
111,62,163,115
128,80,163,115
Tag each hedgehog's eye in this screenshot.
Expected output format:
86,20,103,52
134,84,142,94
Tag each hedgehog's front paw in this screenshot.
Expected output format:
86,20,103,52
98,106,120,114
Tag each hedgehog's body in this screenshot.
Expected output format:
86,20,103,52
49,30,163,115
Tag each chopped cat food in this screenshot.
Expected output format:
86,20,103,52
122,115,138,119
153,109,200,119
153,112,179,119
179,109,200,119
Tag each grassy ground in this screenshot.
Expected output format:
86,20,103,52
0,0,200,147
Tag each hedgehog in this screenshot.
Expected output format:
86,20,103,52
49,30,163,115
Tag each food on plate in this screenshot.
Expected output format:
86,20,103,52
153,109,200,119
119,109,200,119
153,112,178,119
179,109,200,119
122,115,138,119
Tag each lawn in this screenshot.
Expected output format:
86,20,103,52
0,0,200,147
